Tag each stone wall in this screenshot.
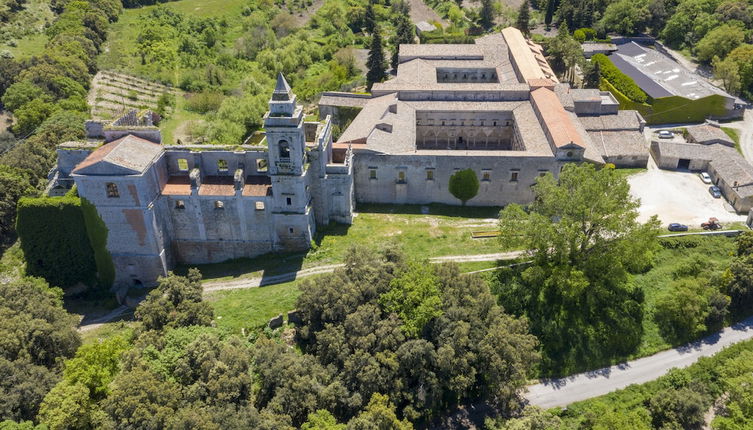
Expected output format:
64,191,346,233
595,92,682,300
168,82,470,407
353,152,561,206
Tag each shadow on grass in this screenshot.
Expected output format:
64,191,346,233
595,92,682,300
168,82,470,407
356,202,502,219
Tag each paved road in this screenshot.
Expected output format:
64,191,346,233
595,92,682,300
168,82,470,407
203,251,526,293
737,109,753,163
526,316,753,409
77,305,131,333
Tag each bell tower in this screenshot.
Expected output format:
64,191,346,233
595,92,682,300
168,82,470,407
265,73,305,176
264,73,314,249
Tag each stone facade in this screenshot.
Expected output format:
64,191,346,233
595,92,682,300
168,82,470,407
62,75,354,287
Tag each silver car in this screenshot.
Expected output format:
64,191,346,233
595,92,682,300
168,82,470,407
699,172,712,184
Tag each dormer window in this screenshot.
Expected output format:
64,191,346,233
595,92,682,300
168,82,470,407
106,183,119,198
279,140,290,159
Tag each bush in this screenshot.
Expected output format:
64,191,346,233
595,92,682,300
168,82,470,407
592,53,648,103
184,91,224,113
16,196,97,289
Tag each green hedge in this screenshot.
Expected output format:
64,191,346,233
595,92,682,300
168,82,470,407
592,53,648,103
81,197,115,287
601,78,730,124
419,30,475,44
16,196,97,289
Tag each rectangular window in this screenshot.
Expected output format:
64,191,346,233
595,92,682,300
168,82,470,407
288,227,294,234
177,159,189,171
215,201,224,209
369,169,377,180
510,171,519,182
286,197,292,206
257,159,268,173
175,200,185,209
397,171,406,183
538,170,548,177
255,201,265,211
217,159,229,172
106,182,119,198
482,171,491,182
426,169,434,181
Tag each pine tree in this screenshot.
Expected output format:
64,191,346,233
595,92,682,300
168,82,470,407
365,3,376,34
367,31,386,91
480,0,495,30
516,0,531,36
583,59,601,88
391,14,414,70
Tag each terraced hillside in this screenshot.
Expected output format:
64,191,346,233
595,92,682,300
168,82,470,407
88,71,180,120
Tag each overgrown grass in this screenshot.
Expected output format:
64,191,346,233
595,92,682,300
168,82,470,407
630,236,736,359
722,126,742,154
206,259,514,335
180,203,505,282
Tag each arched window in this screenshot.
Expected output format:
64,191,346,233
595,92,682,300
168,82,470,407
279,140,290,159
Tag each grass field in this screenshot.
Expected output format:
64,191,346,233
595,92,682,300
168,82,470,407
0,0,54,58
206,259,510,335
179,203,505,282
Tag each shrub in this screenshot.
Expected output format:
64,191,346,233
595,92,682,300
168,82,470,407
184,91,224,113
448,168,479,205
592,53,648,103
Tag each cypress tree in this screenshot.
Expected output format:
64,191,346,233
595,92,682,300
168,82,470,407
517,0,531,36
365,3,376,34
391,14,414,70
480,0,495,30
584,59,601,88
367,31,386,91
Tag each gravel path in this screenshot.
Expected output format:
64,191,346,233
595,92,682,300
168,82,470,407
526,316,753,409
203,251,526,293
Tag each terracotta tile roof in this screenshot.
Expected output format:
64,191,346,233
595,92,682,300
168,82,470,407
162,175,191,196
242,175,272,197
530,87,584,149
199,176,235,196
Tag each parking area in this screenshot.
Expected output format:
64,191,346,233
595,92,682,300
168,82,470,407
628,161,747,227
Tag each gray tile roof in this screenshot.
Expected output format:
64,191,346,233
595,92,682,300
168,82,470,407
73,134,163,175
686,124,734,146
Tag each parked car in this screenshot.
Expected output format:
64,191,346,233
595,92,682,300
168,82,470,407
658,130,674,139
709,185,722,198
699,172,712,184
668,223,689,232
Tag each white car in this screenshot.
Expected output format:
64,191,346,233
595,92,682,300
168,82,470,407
699,172,712,184
658,130,674,139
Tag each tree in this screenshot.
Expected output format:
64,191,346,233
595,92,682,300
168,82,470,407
364,3,376,34
379,262,443,337
598,0,649,35
0,165,35,241
346,394,412,430
0,358,59,422
391,14,414,70
497,164,660,373
516,0,531,35
480,0,495,30
583,59,601,88
448,168,479,205
134,269,213,332
301,410,346,430
486,405,562,429
366,31,386,91
714,55,742,95
695,23,745,63
546,24,583,77
1,81,47,112
654,280,710,342
648,388,706,429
